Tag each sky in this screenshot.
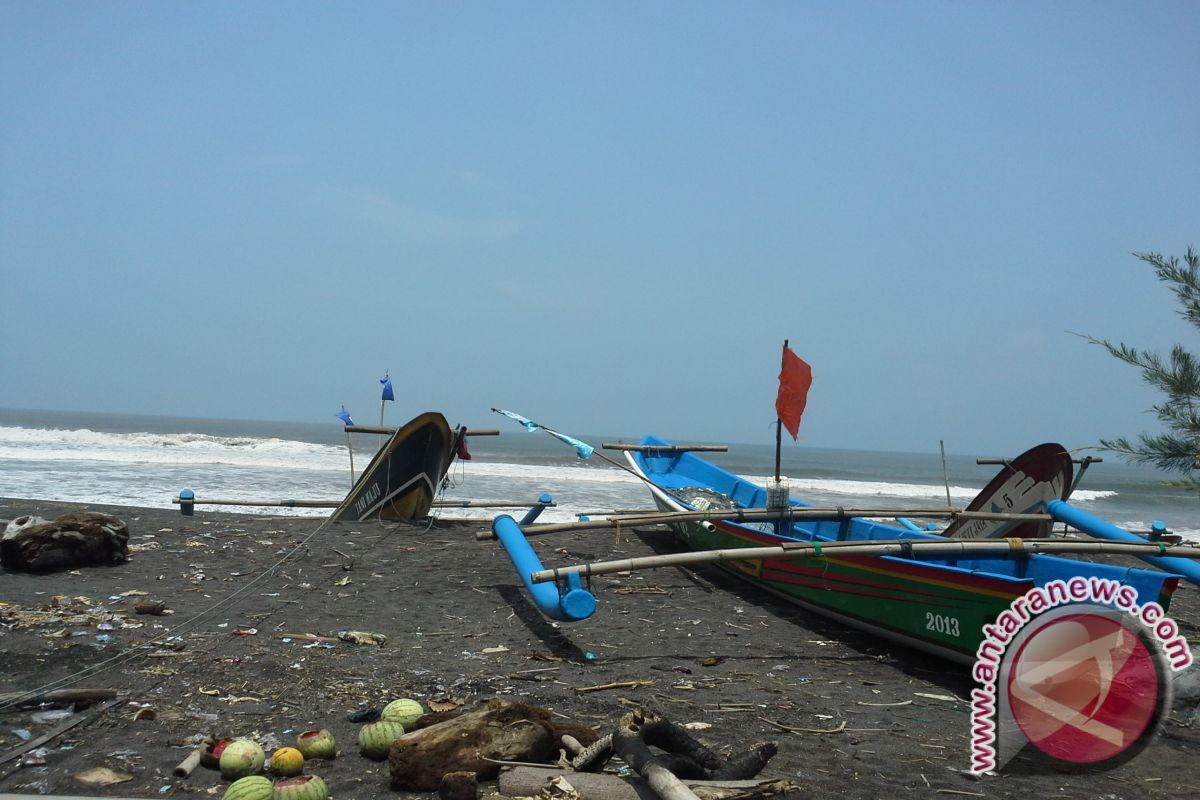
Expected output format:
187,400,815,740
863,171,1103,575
1,2,1197,455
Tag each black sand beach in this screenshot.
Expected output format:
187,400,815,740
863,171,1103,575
2,498,1198,799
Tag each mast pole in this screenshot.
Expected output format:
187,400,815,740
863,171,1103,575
775,339,787,482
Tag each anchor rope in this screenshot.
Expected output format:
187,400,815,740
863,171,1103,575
0,512,338,714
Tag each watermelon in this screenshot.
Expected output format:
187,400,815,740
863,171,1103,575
357,719,406,760
381,698,425,728
220,739,265,779
295,729,336,760
203,737,236,769
273,774,328,800
223,775,273,800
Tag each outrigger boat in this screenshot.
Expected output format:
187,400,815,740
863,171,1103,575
614,438,1185,664
485,345,1200,665
329,412,464,522
175,410,554,522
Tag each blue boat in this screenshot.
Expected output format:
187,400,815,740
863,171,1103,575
622,437,1183,664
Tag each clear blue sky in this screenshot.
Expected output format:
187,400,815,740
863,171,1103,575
2,2,1196,455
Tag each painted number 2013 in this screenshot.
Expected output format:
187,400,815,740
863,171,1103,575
925,612,960,637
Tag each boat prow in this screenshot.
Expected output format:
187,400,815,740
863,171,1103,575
943,442,1073,539
330,411,457,522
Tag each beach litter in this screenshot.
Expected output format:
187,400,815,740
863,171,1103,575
73,766,133,786
335,630,386,646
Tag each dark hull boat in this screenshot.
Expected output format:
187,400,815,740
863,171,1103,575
330,411,459,523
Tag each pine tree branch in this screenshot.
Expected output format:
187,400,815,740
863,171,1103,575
1083,246,1200,490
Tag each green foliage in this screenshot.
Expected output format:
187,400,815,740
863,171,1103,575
1082,247,1200,490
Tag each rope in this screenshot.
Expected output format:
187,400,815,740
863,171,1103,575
0,512,337,714
4,424,472,714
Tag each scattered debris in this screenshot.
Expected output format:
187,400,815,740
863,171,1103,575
73,766,133,786
575,680,654,695
335,629,387,646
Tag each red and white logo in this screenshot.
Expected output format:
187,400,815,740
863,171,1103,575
1005,608,1166,766
970,580,1190,774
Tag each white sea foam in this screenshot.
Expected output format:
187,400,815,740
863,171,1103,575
0,421,1192,542
0,425,347,470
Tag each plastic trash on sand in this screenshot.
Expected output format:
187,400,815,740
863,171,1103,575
335,630,387,646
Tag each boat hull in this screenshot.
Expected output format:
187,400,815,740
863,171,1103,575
330,412,455,522
630,439,1179,664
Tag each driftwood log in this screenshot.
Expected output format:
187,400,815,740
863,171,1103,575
0,512,129,572
387,698,596,791
574,708,777,783
0,688,118,709
499,767,801,800
614,710,706,800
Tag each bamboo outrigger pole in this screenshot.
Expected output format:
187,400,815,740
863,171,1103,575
529,537,1200,585
602,443,728,453
475,505,1055,540
173,497,555,509
345,426,501,436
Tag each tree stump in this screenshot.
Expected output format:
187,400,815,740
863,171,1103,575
387,698,558,791
0,512,128,572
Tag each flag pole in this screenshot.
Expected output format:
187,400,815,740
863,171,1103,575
343,415,356,486
379,371,393,437
775,339,787,482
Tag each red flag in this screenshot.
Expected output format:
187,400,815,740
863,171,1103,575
776,346,812,441
454,428,472,460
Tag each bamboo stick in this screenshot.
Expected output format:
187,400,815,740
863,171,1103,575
174,497,549,510
172,497,341,508
498,766,795,800
476,506,1051,540
608,507,1050,527
601,443,729,453
529,537,1200,584
0,687,117,707
173,747,204,777
343,425,499,436
977,456,1103,465
432,499,555,509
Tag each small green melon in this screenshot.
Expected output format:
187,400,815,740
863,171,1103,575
381,698,425,728
358,719,407,760
223,775,273,800
273,774,328,800
219,739,265,779
295,729,336,760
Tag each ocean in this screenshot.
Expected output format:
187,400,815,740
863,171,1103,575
2,407,1198,543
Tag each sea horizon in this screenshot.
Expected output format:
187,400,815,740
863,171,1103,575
3,406,1198,543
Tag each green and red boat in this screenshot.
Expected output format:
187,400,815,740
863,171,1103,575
621,437,1182,664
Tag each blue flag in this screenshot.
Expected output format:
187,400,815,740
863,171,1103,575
491,407,593,459
546,429,594,460
492,407,538,432
336,406,355,426
380,374,394,402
